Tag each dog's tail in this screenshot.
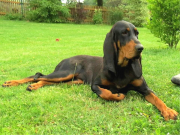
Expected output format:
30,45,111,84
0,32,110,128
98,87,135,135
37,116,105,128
34,72,45,80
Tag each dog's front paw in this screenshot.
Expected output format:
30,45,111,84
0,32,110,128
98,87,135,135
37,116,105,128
162,108,178,121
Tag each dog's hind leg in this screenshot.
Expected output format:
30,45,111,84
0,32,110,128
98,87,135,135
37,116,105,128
66,79,84,85
26,81,56,91
2,72,44,87
26,71,82,90
26,79,84,91
34,71,78,82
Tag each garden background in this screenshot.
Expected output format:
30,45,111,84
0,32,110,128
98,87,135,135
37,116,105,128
0,0,180,134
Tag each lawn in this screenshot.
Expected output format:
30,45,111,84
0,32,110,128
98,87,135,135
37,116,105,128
0,18,180,135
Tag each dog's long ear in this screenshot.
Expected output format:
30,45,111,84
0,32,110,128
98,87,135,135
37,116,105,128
103,30,117,74
131,57,142,78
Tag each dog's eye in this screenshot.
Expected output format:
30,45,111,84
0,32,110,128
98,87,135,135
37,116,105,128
122,31,128,36
135,30,139,36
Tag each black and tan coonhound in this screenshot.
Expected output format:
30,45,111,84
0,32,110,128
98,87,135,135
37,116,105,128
2,21,178,121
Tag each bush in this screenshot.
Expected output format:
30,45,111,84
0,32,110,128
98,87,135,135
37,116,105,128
147,0,180,48
108,8,123,25
27,0,70,23
119,0,149,27
5,13,24,20
93,9,103,24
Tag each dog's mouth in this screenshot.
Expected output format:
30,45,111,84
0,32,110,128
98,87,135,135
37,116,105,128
118,53,141,67
125,54,141,61
132,55,141,60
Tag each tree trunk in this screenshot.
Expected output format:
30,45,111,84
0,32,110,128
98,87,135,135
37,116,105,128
97,0,103,6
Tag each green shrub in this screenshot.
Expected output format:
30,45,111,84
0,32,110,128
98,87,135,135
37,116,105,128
27,0,70,23
93,9,103,24
147,0,180,48
108,8,123,25
5,13,24,20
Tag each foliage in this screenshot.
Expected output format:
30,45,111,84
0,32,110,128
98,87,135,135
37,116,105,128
83,0,103,6
5,13,24,20
119,0,149,27
108,8,123,25
104,0,122,7
83,0,96,6
27,0,70,23
92,9,103,24
147,0,180,48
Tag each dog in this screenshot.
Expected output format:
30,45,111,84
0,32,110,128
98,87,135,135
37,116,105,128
2,21,178,121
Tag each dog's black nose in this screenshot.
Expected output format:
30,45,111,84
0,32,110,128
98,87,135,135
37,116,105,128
135,44,144,52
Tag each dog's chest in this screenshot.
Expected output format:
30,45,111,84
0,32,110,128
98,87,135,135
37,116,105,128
113,75,133,89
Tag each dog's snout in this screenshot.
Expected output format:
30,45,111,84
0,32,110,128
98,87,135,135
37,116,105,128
135,44,144,52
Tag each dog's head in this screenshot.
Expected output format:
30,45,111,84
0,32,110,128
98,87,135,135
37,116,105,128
103,21,143,77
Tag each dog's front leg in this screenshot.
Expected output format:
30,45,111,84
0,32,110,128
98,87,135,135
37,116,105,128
91,78,125,101
145,92,178,121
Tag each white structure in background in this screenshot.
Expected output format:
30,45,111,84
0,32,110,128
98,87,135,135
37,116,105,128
61,0,84,3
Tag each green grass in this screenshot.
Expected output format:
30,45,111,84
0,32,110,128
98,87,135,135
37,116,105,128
0,18,180,135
